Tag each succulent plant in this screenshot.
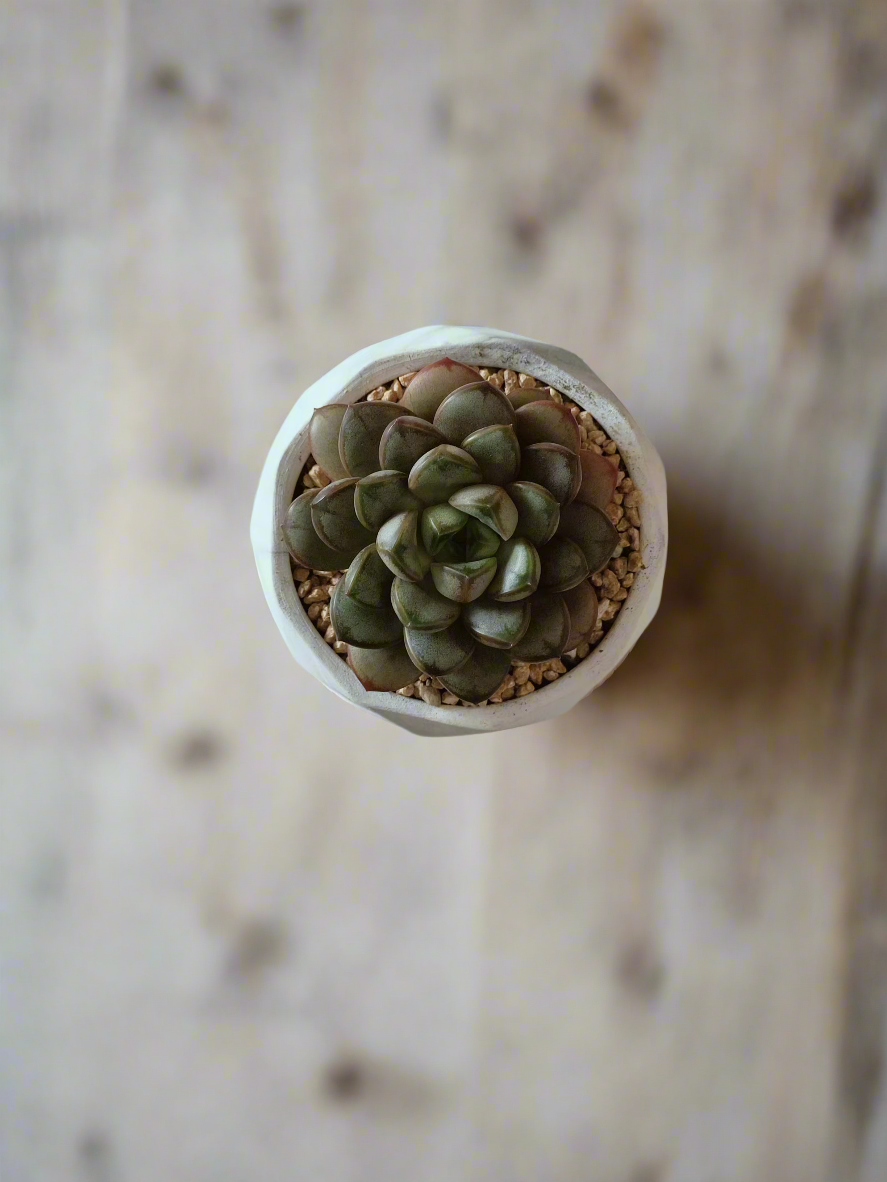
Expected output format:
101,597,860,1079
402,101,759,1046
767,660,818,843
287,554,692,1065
284,358,622,703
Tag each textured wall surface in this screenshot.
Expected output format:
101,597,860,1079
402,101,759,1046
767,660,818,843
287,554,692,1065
2,2,887,1180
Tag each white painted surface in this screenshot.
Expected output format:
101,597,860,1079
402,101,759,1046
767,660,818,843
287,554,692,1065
3,2,887,1181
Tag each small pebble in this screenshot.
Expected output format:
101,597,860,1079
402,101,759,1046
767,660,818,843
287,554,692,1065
576,642,590,659
591,572,603,587
605,502,623,525
397,685,415,697
399,372,417,386
529,667,545,686
626,506,642,528
503,369,517,385
302,472,316,488
519,373,537,387
609,557,628,578
500,686,515,700
579,412,595,428
549,659,567,674
622,573,635,587
319,604,331,624
389,379,402,397
293,567,310,581
442,692,460,705
381,390,398,401
590,443,603,455
309,464,330,487
624,527,640,550
513,666,530,685
297,579,314,598
543,670,559,682
333,641,348,655
323,625,336,643
307,603,323,620
595,599,610,620
547,388,564,404
623,489,641,508
579,425,589,442
603,441,617,455
304,586,330,603
515,681,535,697
620,478,634,493
487,372,503,388
479,368,491,379
419,685,442,707
612,491,624,505
601,570,620,598
628,551,643,572
614,589,628,601
589,629,604,645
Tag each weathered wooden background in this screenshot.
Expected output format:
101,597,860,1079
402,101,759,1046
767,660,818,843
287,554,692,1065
2,1,887,1179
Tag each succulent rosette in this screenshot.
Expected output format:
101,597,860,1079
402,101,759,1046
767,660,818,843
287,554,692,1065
284,359,622,703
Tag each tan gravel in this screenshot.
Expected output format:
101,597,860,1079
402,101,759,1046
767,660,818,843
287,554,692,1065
293,366,643,706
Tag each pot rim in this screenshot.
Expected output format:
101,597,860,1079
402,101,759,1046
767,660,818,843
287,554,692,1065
251,325,667,735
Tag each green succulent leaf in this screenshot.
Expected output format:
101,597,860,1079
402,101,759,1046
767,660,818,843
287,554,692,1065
404,622,475,676
310,478,375,556
421,503,468,557
505,481,561,546
342,544,394,608
515,400,581,453
448,484,518,541
283,490,354,570
462,596,531,649
391,577,461,632
511,593,571,662
460,423,521,485
354,470,422,531
309,405,349,481
401,359,481,420
339,402,405,478
519,442,581,505
330,578,403,648
487,537,541,602
557,502,620,572
507,385,550,409
379,416,446,474
561,579,599,652
463,518,501,560
432,382,516,445
347,642,420,692
376,510,432,582
439,644,512,705
408,444,482,504
538,536,590,593
576,449,619,511
431,557,498,603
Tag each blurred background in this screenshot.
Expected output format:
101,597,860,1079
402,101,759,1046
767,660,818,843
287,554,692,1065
2,1,887,1179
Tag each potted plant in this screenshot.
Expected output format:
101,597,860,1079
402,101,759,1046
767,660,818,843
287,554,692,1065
251,326,667,737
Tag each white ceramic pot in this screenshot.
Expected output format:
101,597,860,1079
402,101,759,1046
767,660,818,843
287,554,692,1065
251,326,667,737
